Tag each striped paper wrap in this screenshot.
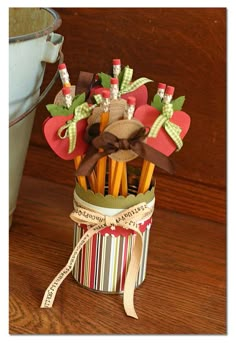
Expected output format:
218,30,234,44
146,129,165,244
72,181,155,293
72,218,152,293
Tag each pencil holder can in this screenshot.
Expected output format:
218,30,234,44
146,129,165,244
72,179,155,293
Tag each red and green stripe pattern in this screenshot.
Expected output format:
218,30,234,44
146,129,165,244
72,219,152,293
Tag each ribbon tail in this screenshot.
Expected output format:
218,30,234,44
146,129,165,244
68,125,76,153
148,115,166,138
40,224,104,308
123,227,143,319
121,77,153,94
120,66,133,92
75,146,108,176
132,141,175,174
165,122,183,151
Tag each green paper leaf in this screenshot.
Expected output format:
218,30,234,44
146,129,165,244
70,93,86,113
98,72,111,88
46,104,70,116
46,92,86,117
171,96,185,111
151,95,186,113
151,94,163,111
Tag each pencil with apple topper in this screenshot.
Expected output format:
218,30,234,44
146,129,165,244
60,64,89,190
138,82,166,191
121,96,136,196
156,82,166,100
96,89,111,194
62,86,73,108
61,86,88,190
110,77,119,100
108,76,129,195
123,96,136,120
108,78,119,193
111,96,137,196
108,77,129,195
112,58,121,78
138,85,175,193
58,63,71,87
108,60,122,193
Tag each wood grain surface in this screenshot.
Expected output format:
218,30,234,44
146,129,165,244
9,176,226,334
9,7,226,334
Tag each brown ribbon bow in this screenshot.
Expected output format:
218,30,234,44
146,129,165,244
76,124,174,176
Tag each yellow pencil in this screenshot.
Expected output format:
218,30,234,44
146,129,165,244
74,155,87,190
96,90,110,194
88,170,97,193
111,161,124,197
120,162,128,196
138,161,155,194
108,158,116,194
111,96,136,196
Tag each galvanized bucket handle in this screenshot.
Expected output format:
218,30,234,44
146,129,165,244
9,50,64,128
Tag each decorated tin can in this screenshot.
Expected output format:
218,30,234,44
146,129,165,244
72,181,155,293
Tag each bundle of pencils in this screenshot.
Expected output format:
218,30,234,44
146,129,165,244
43,60,191,198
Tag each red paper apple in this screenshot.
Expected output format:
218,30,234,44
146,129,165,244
134,104,191,156
43,114,88,160
90,84,148,109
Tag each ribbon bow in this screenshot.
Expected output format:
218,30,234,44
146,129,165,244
76,125,174,176
57,102,91,153
148,103,183,151
40,201,154,319
94,66,153,104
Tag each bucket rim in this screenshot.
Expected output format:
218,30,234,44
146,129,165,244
9,7,62,43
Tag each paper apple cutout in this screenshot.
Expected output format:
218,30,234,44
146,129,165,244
43,114,88,160
134,104,191,156
89,84,148,109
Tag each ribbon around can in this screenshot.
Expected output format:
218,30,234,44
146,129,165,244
148,103,183,151
40,201,154,319
94,66,153,104
57,102,91,154
76,125,174,176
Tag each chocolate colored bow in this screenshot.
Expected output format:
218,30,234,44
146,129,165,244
76,125,174,176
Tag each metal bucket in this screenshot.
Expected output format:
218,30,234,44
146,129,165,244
9,8,64,227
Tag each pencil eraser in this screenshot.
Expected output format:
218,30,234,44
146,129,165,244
127,96,136,105
102,89,110,98
165,85,175,95
110,78,119,85
157,82,166,90
58,63,67,70
113,59,121,65
62,86,71,95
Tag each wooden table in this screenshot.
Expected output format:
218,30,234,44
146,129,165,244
9,8,226,334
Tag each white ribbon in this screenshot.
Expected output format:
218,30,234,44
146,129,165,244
41,201,154,319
